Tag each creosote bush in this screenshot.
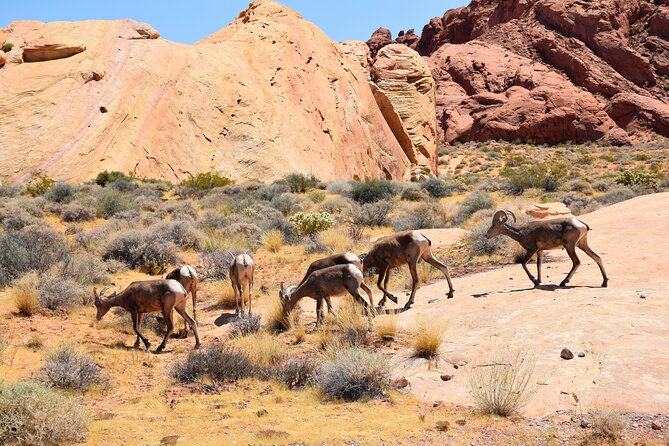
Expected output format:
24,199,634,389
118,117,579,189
40,345,107,392
284,173,320,193
349,179,399,204
45,182,74,203
94,188,131,218
25,170,55,197
468,352,537,417
179,171,234,190
0,381,89,445
316,347,389,401
94,170,134,187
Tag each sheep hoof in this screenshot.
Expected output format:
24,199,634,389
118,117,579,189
387,294,399,304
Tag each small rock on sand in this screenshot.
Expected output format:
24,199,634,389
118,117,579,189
561,348,574,360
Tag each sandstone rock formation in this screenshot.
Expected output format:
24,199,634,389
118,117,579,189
372,44,438,171
373,0,669,144
0,1,414,184
22,41,86,62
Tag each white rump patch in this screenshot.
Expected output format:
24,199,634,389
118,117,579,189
181,265,197,279
166,279,187,295
344,252,360,263
571,218,588,230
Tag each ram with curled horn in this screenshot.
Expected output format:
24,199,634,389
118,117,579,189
486,209,608,288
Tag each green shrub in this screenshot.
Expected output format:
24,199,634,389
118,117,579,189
457,191,494,222
103,230,177,274
94,170,129,187
179,171,234,190
2,43,13,53
39,345,107,392
316,348,389,401
289,211,334,236
351,201,393,227
0,381,88,445
420,177,451,198
25,170,55,197
349,179,399,204
284,173,320,193
615,168,660,189
501,161,566,195
95,188,130,218
44,182,74,203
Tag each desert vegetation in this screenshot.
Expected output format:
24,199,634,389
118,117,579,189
0,140,666,444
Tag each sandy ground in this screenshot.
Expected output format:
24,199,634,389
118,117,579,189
385,192,669,417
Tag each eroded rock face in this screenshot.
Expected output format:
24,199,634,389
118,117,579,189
339,40,372,80
430,41,630,145
0,2,412,184
372,44,438,171
373,0,669,143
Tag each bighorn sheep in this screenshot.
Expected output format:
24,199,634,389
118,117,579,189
486,210,608,288
229,253,255,316
93,280,200,352
362,230,454,311
280,264,374,326
298,252,362,318
165,265,198,333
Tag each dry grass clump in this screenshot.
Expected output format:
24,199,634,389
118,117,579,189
468,352,537,417
26,333,44,350
333,299,369,346
319,227,353,254
0,336,6,364
262,229,285,253
0,381,89,445
316,347,389,401
375,315,398,342
12,273,40,316
412,318,447,359
217,284,238,310
266,299,300,332
235,333,284,368
580,410,626,445
39,345,108,392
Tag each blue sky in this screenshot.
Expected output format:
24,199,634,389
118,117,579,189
0,1,467,44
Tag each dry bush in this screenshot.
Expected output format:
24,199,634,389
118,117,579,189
235,333,284,368
12,273,40,316
38,272,86,311
468,352,537,417
54,252,110,287
292,326,306,344
412,318,447,359
580,410,626,445
319,227,352,254
26,334,44,350
375,315,398,341
103,230,177,274
39,345,108,392
262,229,285,253
466,220,508,256
228,314,262,338
273,359,315,389
316,347,389,401
0,381,89,445
171,345,257,383
151,220,202,250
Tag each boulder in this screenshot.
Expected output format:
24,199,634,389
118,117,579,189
525,203,573,220
22,40,86,62
0,51,6,68
606,93,669,137
367,27,393,58
372,44,438,172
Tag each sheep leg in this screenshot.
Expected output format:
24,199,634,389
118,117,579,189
422,253,455,298
560,246,581,287
238,281,245,316
324,296,336,318
231,276,240,316
403,259,421,311
536,251,543,285
521,249,540,286
315,297,324,326
134,313,144,349
360,281,375,314
175,305,200,349
156,308,174,352
377,266,398,306
132,312,151,351
578,241,608,287
247,276,254,317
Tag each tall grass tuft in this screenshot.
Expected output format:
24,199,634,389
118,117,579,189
412,318,447,359
12,273,40,316
468,352,537,417
375,315,398,342
262,229,285,253
234,333,284,368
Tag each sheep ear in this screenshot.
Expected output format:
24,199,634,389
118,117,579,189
93,287,99,305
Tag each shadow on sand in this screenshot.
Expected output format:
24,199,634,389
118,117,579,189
214,313,239,327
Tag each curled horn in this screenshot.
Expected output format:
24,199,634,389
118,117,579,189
492,210,508,225
505,210,517,223
98,286,114,301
